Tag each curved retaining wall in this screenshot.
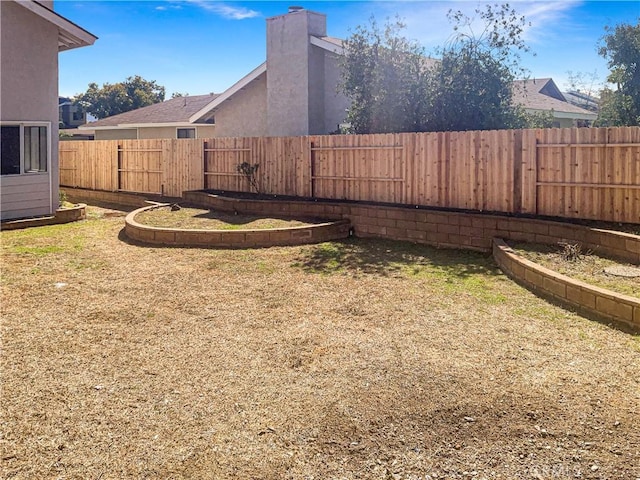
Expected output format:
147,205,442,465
60,189,639,264
1,204,86,231
124,204,351,248
493,238,640,331
184,191,640,265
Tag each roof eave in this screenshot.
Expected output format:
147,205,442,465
79,121,210,130
18,0,97,51
310,36,344,55
523,107,598,121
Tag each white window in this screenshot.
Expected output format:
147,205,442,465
177,128,196,139
1,122,50,175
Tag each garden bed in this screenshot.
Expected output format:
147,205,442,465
135,205,324,230
509,241,639,298
125,203,351,248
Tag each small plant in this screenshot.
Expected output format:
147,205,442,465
236,162,261,194
58,189,71,208
558,242,583,262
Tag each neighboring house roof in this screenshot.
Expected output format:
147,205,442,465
513,78,597,120
562,90,599,113
82,94,219,130
17,0,97,51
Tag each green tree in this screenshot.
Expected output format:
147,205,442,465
339,17,430,134
340,4,535,133
595,20,640,126
74,75,165,119
425,4,531,131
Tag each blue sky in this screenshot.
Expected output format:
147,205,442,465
57,0,640,98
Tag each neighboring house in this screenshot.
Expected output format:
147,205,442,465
59,96,89,128
1,0,96,221
512,78,598,128
81,8,597,142
82,7,351,140
83,94,219,140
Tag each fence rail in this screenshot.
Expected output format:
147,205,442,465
59,126,640,224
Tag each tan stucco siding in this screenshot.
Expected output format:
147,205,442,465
196,125,216,139
308,45,326,135
323,51,350,133
138,127,178,139
214,74,267,138
94,125,216,140
94,129,138,140
1,1,59,220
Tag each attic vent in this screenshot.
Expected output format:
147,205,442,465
288,6,303,13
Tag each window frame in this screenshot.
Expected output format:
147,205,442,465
0,121,51,176
176,127,196,139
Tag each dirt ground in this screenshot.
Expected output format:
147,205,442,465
135,206,323,230
1,207,639,479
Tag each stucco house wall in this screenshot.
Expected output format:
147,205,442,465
1,1,94,221
1,1,59,220
138,125,217,140
94,129,138,141
213,74,268,138
323,51,350,133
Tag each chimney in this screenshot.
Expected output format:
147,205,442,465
266,9,327,136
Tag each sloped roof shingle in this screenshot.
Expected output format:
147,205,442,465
512,78,596,117
85,94,219,127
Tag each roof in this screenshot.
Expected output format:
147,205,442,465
18,1,97,51
513,78,597,119
562,90,599,113
84,94,220,129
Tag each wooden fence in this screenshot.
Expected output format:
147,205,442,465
59,126,640,224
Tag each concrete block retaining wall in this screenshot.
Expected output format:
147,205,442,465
1,204,86,231
493,238,640,332
124,204,351,248
184,191,640,265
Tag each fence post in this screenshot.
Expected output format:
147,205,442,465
310,140,316,199
513,130,523,213
203,140,208,191
117,143,122,192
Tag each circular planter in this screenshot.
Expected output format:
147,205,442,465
124,204,351,248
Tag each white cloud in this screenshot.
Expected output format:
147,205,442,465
373,1,582,52
183,0,260,20
155,3,183,11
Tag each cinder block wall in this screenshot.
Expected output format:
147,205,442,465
493,238,640,331
183,191,640,264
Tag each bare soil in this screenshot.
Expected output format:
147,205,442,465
1,206,639,479
135,206,323,230
510,242,640,298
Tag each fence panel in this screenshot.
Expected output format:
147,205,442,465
536,127,640,223
59,144,79,187
117,140,163,194
59,127,640,224
165,138,204,197
204,137,253,192
310,133,404,203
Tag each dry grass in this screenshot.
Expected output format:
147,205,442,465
510,242,640,298
135,206,322,230
1,206,639,480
